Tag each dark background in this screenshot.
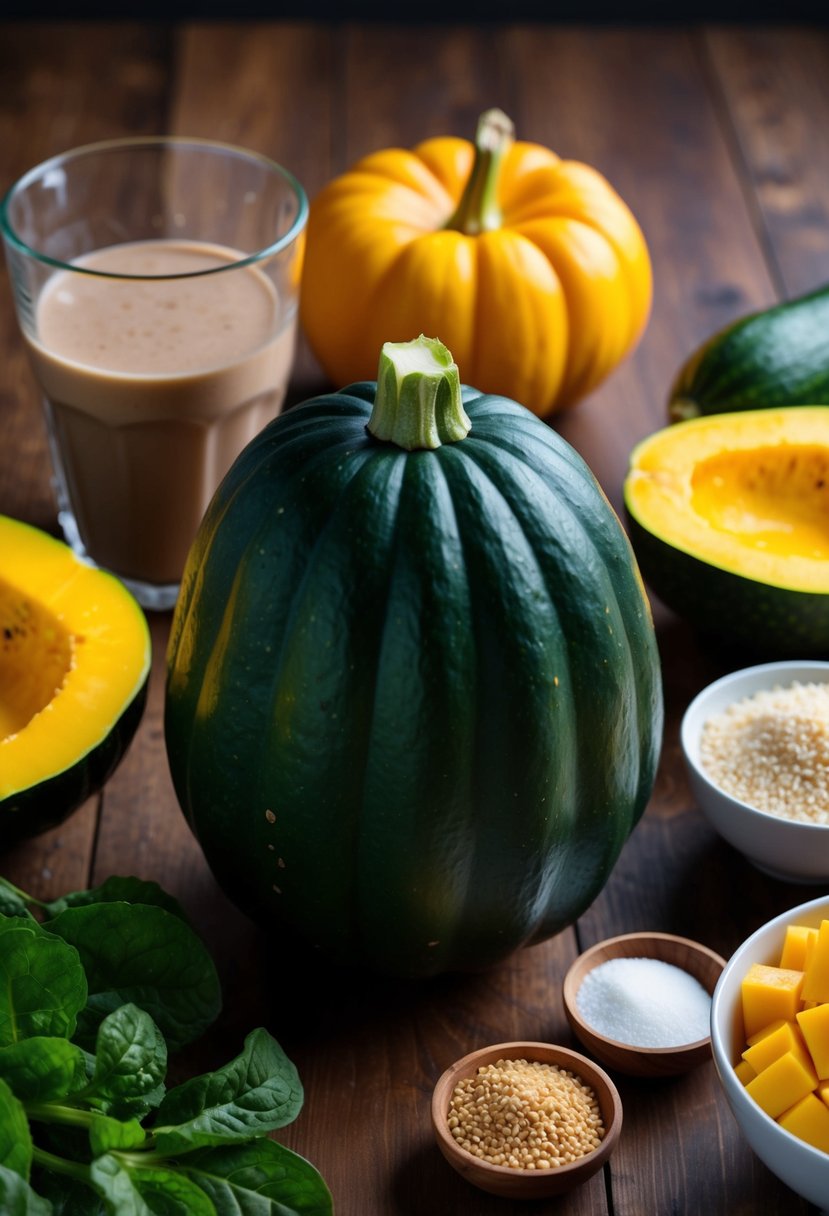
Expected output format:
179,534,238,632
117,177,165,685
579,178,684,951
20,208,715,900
7,1,828,20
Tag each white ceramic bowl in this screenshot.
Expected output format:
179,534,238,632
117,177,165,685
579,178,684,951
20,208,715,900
711,895,829,1210
681,660,829,883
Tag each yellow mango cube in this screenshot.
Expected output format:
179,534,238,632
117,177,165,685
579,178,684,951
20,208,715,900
745,1050,818,1119
819,1080,829,1110
796,1004,829,1080
746,1019,787,1047
779,924,818,971
778,1092,829,1153
802,921,829,1004
735,1059,757,1086
743,1021,809,1075
741,963,805,1040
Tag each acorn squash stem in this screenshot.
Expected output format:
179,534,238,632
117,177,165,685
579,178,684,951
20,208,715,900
367,335,471,450
444,108,514,235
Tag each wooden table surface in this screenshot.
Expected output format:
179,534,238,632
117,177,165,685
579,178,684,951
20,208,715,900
2,19,829,1215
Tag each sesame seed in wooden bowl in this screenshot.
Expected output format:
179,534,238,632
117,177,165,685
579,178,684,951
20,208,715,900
430,1041,622,1199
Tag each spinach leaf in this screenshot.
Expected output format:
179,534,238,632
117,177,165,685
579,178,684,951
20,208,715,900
129,1168,217,1216
44,879,187,924
179,1140,333,1216
89,1155,152,1216
90,1155,216,1216
30,1171,103,1216
0,1076,32,1179
89,1114,146,1157
0,923,87,1046
80,1005,167,1118
0,1038,87,1102
0,1164,53,1216
45,904,221,1051
152,1030,302,1153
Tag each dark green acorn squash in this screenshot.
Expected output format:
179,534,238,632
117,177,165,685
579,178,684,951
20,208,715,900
165,338,663,978
669,285,829,422
0,514,151,847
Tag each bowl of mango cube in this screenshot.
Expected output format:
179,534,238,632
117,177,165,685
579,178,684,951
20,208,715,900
711,895,829,1208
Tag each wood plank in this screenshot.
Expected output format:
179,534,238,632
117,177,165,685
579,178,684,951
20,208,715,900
341,22,510,154
1,803,99,907
704,25,829,299
272,937,609,1216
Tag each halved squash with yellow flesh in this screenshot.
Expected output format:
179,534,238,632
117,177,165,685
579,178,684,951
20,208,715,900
0,515,151,846
624,407,829,656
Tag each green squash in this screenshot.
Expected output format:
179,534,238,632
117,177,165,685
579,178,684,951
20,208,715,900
165,338,663,977
0,514,150,847
669,286,829,422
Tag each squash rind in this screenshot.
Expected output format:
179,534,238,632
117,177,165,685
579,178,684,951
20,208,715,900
628,515,829,658
0,684,148,847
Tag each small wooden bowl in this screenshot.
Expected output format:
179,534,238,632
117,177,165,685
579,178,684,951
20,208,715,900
562,932,726,1078
431,1040,622,1199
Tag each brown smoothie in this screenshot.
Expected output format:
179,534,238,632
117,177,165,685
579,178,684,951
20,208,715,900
26,239,297,587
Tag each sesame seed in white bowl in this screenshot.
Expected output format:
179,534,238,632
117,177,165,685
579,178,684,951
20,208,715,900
681,661,829,883
699,681,829,826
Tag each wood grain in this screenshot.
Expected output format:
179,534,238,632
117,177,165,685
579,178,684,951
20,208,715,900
704,26,829,299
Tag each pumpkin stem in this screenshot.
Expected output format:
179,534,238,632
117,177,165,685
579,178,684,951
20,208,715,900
444,108,514,235
367,335,471,450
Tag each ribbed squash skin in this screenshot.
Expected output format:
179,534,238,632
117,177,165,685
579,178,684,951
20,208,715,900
670,287,829,422
165,384,663,978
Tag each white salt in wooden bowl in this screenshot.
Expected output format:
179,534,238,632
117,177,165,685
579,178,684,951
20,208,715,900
681,660,829,883
562,932,726,1077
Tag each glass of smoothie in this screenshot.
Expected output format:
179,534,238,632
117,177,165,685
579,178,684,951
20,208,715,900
0,137,308,610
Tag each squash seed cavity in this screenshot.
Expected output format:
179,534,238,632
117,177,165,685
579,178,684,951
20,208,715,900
691,444,829,560
0,576,74,740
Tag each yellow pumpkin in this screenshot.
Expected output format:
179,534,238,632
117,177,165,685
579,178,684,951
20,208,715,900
300,110,652,418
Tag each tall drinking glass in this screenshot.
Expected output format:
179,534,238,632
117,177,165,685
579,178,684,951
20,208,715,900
1,137,308,610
